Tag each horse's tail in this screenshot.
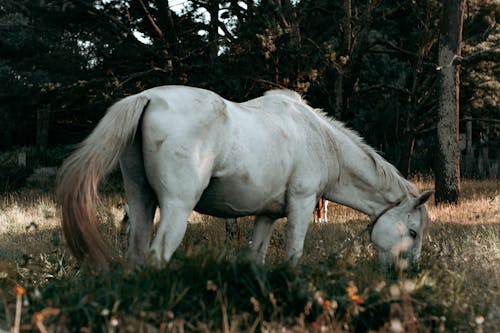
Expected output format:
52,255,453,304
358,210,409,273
57,94,150,266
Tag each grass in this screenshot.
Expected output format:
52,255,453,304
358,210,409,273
0,179,498,332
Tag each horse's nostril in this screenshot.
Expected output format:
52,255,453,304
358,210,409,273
409,229,417,239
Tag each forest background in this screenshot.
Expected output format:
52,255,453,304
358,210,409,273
0,0,498,187
0,2,499,331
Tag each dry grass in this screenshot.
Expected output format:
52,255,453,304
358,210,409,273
0,179,499,331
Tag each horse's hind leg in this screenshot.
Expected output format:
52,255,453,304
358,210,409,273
120,138,157,266
150,199,193,265
145,152,213,266
251,215,276,263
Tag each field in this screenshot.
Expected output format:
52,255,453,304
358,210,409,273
0,178,498,332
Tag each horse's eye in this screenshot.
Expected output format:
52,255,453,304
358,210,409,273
409,229,417,239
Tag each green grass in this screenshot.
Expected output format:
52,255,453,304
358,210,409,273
0,179,498,332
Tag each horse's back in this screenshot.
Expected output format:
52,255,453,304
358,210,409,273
139,85,229,147
137,85,333,217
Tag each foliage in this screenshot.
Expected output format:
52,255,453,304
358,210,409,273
461,0,500,149
0,146,73,192
0,0,498,173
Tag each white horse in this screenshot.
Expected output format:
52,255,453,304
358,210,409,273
57,85,433,267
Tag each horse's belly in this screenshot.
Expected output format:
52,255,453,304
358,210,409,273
194,177,285,218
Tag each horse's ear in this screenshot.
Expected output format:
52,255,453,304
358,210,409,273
414,190,434,209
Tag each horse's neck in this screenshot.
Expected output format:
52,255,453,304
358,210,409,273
327,177,406,219
324,132,409,218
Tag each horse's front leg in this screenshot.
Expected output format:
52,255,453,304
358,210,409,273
285,195,317,264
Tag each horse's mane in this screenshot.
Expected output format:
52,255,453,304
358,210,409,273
264,89,303,102
265,89,418,197
318,110,419,197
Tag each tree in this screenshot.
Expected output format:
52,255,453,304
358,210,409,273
460,0,500,178
1,0,496,182
435,0,465,204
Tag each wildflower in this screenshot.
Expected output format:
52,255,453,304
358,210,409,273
314,291,325,306
167,310,175,319
475,315,484,325
439,316,446,332
206,280,217,291
322,300,332,311
13,284,26,296
346,284,358,297
375,281,386,292
346,282,364,304
269,292,277,306
350,294,364,305
389,284,401,299
304,300,313,315
110,316,119,327
14,284,25,333
389,318,404,333
402,280,415,293
32,312,44,323
250,297,261,312
32,312,48,333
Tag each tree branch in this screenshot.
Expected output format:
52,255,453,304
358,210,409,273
118,67,168,87
218,19,234,40
136,0,164,39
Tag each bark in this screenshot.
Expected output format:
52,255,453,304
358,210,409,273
336,0,375,122
334,0,351,119
279,0,301,48
156,0,177,46
435,0,465,204
137,0,164,39
400,136,415,178
400,5,435,177
480,146,490,178
135,0,175,71
36,108,50,166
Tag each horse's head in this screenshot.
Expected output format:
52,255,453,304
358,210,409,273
370,190,433,267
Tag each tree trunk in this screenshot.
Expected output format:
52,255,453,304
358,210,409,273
208,1,219,66
463,119,476,176
135,0,174,72
246,0,254,18
334,0,351,119
156,0,177,46
266,0,301,86
36,108,50,166
400,136,415,178
435,0,465,204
